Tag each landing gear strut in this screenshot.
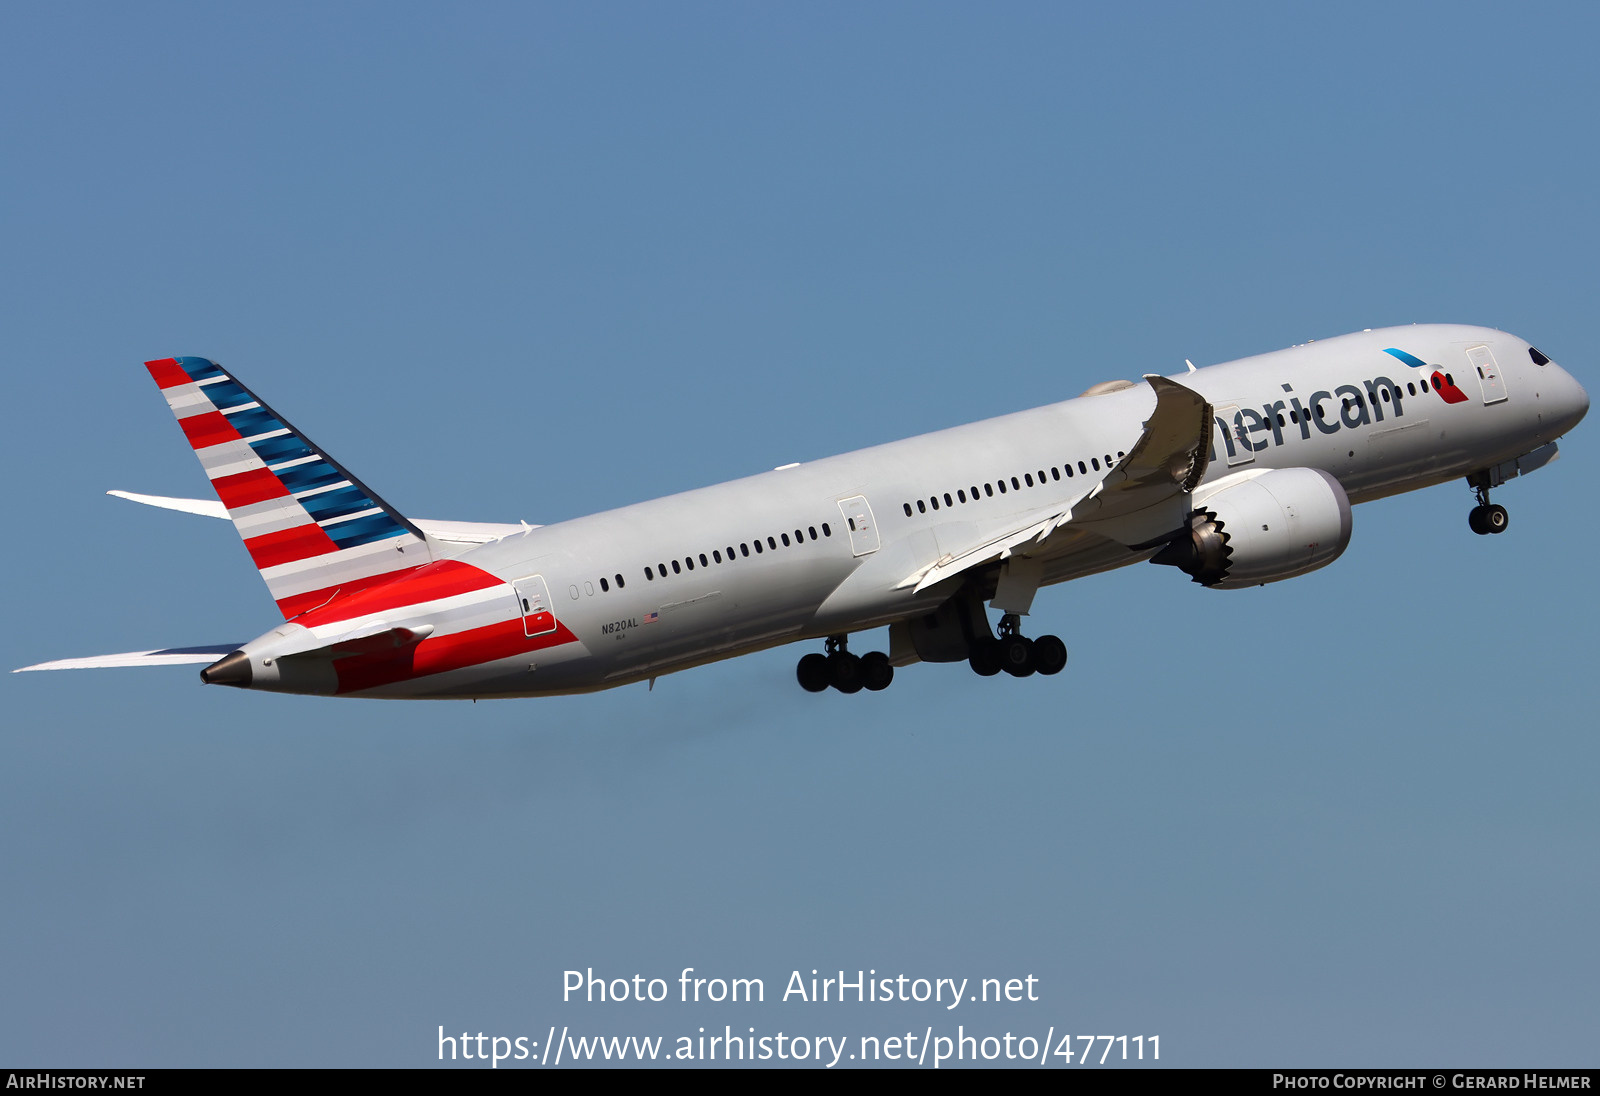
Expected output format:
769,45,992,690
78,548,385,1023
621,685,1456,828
968,614,1067,678
797,635,894,694
1466,477,1509,536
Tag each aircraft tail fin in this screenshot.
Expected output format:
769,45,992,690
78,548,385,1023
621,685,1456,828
144,357,437,619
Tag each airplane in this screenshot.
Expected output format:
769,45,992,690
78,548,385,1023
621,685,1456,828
14,324,1589,698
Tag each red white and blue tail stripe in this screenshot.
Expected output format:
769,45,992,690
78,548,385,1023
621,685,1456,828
145,357,435,618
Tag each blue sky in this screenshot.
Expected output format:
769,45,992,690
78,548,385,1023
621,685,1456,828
3,2,1596,1067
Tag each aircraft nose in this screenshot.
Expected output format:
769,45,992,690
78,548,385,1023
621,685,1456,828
1549,364,1589,436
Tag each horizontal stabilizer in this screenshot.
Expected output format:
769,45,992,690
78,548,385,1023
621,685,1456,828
107,490,532,546
108,489,227,518
15,644,244,672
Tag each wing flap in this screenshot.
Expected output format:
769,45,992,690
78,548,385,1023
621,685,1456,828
904,507,1080,594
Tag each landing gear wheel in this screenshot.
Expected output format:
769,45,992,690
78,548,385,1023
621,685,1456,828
1467,477,1509,536
797,653,831,693
968,639,1002,677
1032,634,1067,676
829,652,863,694
1001,634,1035,677
860,651,894,691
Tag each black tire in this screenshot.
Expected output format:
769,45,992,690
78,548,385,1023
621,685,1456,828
861,651,894,691
1468,505,1490,535
1486,504,1509,534
797,653,831,693
1032,634,1067,676
829,652,864,694
968,639,1002,677
1001,634,1035,677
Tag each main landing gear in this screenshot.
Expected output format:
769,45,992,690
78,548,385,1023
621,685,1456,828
797,635,893,694
1466,477,1509,536
967,613,1067,678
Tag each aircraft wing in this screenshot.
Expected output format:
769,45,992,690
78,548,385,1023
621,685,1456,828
15,644,245,672
1070,375,1211,517
107,490,533,545
902,375,1211,594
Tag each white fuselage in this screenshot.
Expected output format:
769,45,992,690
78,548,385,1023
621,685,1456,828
233,325,1588,698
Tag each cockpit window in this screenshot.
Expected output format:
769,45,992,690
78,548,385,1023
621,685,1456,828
1529,346,1550,366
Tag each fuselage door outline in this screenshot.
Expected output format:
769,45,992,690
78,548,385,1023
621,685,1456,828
1213,404,1256,466
1467,345,1508,405
511,574,557,637
838,495,881,556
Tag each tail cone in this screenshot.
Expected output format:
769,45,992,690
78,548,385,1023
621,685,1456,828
200,650,252,688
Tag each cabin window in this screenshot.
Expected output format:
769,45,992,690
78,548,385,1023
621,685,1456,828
616,574,625,589
671,560,681,574
600,577,609,592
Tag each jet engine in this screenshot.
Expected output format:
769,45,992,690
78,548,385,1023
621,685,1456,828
1150,467,1352,589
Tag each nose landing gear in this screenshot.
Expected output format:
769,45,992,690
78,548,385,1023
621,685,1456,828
1467,478,1509,536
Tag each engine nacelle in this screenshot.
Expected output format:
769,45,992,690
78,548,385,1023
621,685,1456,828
1150,467,1353,589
